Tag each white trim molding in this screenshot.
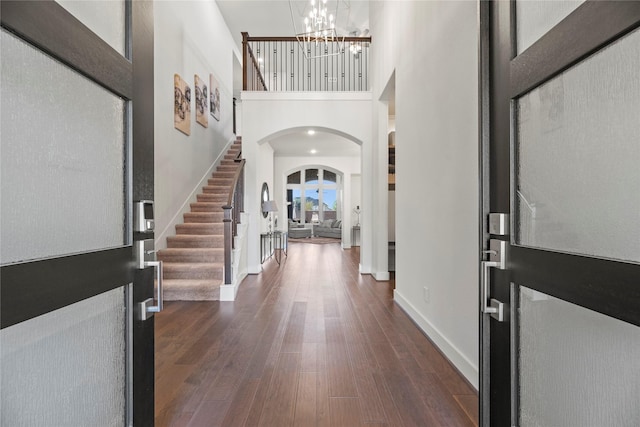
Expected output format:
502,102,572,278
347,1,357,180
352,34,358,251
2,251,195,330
394,290,479,390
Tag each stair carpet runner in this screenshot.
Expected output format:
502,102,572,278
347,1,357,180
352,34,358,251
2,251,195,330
157,139,241,300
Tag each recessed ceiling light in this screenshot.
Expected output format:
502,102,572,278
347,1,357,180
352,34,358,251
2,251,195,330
310,149,317,154
307,130,315,135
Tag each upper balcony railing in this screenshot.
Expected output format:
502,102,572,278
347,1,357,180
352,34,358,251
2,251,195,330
242,32,371,92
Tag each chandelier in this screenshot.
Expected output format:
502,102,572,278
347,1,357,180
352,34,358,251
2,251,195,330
304,0,334,36
291,0,345,59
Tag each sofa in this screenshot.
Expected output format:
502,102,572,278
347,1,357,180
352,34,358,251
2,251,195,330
288,219,312,238
313,219,342,238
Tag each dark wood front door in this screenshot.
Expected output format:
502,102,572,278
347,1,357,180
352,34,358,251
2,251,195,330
480,1,640,425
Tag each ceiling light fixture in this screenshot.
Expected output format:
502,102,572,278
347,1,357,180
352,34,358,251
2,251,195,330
307,129,315,135
310,149,317,154
304,0,334,36
289,0,345,60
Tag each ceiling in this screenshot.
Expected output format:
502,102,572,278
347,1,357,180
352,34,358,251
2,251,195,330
217,0,370,158
268,130,361,157
217,0,370,50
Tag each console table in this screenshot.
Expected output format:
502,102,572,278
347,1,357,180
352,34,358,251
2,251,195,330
260,231,288,265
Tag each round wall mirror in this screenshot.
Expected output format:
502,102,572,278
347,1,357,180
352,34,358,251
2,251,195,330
261,182,269,218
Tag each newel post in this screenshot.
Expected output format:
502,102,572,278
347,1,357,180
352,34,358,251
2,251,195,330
222,206,233,285
242,31,248,91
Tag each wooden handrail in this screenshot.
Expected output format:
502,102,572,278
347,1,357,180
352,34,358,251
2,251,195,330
242,32,267,91
223,159,245,208
246,35,372,43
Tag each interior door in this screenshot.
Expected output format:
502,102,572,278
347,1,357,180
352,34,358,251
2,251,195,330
0,1,155,425
480,1,640,426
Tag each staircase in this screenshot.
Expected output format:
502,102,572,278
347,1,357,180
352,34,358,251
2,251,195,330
158,139,242,300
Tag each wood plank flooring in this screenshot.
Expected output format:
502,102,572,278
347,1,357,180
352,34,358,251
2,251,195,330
155,242,478,426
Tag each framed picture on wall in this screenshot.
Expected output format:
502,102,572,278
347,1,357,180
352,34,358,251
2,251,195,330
174,73,191,135
209,73,220,121
194,74,208,128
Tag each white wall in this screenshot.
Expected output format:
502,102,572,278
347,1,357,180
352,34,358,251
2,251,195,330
274,155,361,247
371,1,480,388
154,1,239,249
241,92,372,274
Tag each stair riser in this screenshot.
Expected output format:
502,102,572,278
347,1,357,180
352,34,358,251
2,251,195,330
158,251,224,263
164,267,223,280
203,185,232,193
190,203,225,212
220,160,237,166
167,236,224,248
197,191,227,198
207,176,234,182
163,281,220,301
176,224,224,235
216,168,237,175
206,181,231,189
197,194,227,203
184,213,224,223
211,173,236,180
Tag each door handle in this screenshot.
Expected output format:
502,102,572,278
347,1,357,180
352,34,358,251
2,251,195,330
134,239,164,321
481,239,506,322
138,260,163,321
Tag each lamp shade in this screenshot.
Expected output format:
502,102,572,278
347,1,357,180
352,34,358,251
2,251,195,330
262,200,278,213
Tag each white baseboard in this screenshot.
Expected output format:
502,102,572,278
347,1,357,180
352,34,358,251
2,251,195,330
359,264,371,274
373,271,390,281
394,290,479,390
155,136,237,250
219,271,247,301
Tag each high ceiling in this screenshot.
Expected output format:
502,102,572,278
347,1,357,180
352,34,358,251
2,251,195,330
217,0,370,158
217,0,370,50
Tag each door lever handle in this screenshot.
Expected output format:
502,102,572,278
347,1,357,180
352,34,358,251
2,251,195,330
481,259,500,315
481,239,507,322
139,260,163,321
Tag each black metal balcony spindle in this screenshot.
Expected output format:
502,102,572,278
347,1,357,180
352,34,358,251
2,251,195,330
242,34,370,92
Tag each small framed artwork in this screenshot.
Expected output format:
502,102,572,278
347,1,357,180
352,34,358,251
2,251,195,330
209,73,220,121
194,74,208,128
174,73,191,135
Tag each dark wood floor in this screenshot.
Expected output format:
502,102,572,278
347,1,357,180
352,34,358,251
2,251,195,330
155,242,478,426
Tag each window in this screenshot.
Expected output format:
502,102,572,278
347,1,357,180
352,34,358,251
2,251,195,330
287,168,341,224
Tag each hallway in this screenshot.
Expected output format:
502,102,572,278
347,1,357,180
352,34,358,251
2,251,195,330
155,242,478,426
